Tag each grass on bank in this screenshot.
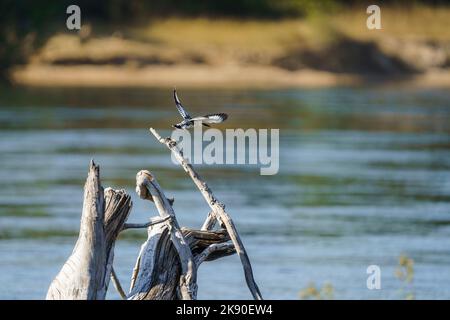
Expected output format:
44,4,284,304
31,5,450,68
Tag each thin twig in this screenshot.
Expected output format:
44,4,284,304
110,267,127,300
149,127,263,300
122,216,171,231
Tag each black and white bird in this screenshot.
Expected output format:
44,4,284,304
172,89,228,130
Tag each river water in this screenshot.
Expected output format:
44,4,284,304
0,86,449,299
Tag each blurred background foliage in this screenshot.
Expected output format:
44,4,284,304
1,0,449,83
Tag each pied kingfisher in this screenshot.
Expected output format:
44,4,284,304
172,89,228,130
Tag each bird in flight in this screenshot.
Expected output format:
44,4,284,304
172,89,228,129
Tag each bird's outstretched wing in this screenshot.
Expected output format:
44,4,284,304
173,89,191,119
192,113,228,124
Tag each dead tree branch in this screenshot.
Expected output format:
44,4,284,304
149,127,263,300
46,121,258,300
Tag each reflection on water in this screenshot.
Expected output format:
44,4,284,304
0,86,449,299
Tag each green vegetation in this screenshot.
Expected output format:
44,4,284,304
299,282,334,300
298,254,417,300
395,254,415,300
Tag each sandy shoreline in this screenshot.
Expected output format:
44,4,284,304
12,64,450,89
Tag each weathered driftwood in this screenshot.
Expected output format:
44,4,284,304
47,126,260,300
201,211,218,231
122,215,171,231
134,170,197,299
128,222,181,300
46,161,132,300
149,127,263,300
127,223,234,300
103,187,133,296
127,170,235,300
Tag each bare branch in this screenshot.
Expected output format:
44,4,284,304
122,216,171,231
201,211,217,231
149,127,263,300
110,267,127,300
195,243,235,266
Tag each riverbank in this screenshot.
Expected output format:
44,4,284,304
12,64,450,89
11,7,450,88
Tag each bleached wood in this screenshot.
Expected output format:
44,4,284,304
122,216,170,230
103,187,133,297
46,161,132,300
135,170,197,300
149,127,263,300
127,224,235,300
46,161,106,300
201,211,217,231
195,243,235,265
46,162,234,300
47,125,259,300
128,223,180,300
